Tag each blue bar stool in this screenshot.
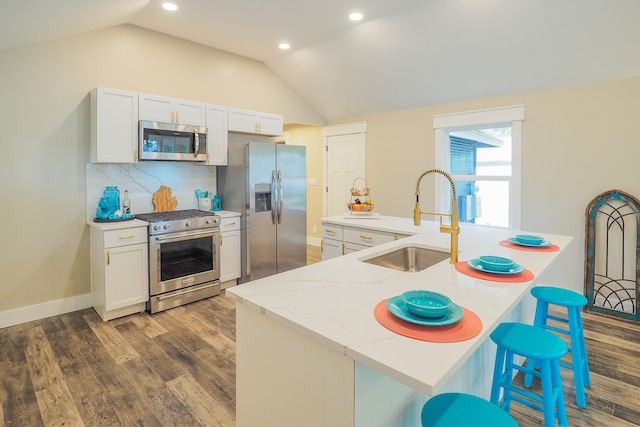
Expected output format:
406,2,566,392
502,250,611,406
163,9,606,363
421,393,519,427
490,322,568,427
524,286,590,408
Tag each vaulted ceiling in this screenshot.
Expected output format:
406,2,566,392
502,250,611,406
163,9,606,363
2,0,639,122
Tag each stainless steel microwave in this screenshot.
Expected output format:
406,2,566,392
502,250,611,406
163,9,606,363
139,121,207,161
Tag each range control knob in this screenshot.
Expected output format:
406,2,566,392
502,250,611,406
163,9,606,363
164,224,171,230
186,221,192,227
206,219,213,224
153,225,161,231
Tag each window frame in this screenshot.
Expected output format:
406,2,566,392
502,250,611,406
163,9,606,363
433,105,524,229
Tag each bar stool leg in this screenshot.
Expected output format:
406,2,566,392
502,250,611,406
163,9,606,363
491,347,507,408
551,358,568,427
568,306,590,408
524,298,548,388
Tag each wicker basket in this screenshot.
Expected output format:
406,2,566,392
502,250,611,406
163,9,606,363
347,202,374,212
350,177,370,196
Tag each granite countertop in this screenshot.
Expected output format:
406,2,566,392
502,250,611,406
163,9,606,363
226,217,573,395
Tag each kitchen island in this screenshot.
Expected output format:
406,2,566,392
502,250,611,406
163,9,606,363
226,216,573,427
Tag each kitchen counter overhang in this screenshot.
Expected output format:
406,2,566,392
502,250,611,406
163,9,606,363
226,218,573,396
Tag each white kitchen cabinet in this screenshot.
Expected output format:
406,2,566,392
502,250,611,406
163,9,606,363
205,104,229,165
219,213,241,287
90,87,138,163
228,107,283,136
90,224,149,321
321,224,343,261
139,93,206,126
321,223,409,260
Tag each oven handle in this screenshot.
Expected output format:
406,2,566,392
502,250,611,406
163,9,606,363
154,229,217,242
157,283,217,300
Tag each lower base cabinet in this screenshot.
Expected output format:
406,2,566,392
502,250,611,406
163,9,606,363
321,223,410,261
91,225,149,321
220,214,241,288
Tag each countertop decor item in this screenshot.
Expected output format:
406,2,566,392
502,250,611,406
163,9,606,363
477,255,515,272
387,296,462,326
374,299,482,343
500,239,559,252
400,290,453,318
515,234,544,245
468,258,523,275
456,261,533,282
347,177,374,214
153,185,178,212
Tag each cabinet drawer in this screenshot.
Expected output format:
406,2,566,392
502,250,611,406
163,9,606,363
343,226,395,247
220,216,241,232
322,224,343,240
104,227,148,248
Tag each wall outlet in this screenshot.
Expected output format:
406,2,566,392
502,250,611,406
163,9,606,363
308,178,317,186
313,225,317,234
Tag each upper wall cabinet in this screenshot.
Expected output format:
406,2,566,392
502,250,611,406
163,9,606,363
90,87,139,164
205,104,229,165
139,93,206,126
228,108,283,136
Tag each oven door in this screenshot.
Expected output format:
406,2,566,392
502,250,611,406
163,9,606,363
149,228,220,296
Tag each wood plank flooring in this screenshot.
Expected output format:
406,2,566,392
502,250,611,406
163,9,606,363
1,245,639,426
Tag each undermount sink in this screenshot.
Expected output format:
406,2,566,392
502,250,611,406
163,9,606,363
360,245,450,273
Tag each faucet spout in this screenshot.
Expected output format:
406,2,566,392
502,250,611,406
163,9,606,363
413,168,459,264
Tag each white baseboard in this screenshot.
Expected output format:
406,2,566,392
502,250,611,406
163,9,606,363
0,293,93,329
307,236,321,247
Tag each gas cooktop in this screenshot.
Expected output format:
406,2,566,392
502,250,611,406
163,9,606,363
136,209,217,222
136,209,220,235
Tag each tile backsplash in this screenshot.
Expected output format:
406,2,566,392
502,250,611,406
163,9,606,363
87,162,217,221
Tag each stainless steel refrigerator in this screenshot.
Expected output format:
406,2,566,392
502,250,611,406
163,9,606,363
218,136,307,283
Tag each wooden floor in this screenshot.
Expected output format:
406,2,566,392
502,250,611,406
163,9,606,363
1,245,639,426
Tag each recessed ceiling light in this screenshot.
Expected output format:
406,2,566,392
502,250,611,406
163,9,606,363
349,12,363,21
162,2,178,11
279,43,291,50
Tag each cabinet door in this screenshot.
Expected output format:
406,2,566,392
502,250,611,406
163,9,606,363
220,229,241,282
228,108,259,133
139,93,174,123
91,87,138,163
321,238,343,260
343,241,369,254
257,112,283,136
104,243,149,311
174,99,206,126
205,104,229,165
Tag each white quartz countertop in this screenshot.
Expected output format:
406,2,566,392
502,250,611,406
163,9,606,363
226,216,573,395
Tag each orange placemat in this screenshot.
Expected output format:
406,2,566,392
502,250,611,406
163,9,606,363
499,240,560,252
455,261,534,282
373,299,482,343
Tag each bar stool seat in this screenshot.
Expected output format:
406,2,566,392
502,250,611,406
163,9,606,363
421,393,519,427
491,322,568,427
525,286,591,408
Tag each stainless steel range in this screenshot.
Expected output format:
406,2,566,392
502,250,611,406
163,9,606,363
136,209,221,313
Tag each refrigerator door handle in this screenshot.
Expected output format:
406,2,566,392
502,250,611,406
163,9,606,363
271,169,277,225
277,170,283,224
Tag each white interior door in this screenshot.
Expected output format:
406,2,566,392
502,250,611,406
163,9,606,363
323,122,367,217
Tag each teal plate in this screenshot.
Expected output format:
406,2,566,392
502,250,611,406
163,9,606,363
468,258,524,275
507,237,551,247
386,296,463,326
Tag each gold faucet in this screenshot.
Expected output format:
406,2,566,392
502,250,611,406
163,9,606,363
414,169,459,264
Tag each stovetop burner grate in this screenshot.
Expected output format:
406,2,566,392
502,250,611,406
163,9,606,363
136,209,216,222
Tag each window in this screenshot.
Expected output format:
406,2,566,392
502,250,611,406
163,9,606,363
433,105,524,229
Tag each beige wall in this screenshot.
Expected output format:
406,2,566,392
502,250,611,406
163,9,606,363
338,75,640,292
0,24,324,313
284,124,324,243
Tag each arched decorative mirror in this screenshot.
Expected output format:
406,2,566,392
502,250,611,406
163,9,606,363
584,190,640,321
